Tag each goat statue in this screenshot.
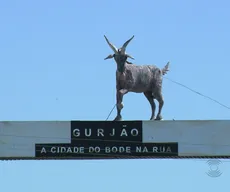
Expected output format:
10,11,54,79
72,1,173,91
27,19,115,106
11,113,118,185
104,35,169,121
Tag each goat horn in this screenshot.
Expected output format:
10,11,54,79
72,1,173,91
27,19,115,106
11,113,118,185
120,35,134,54
104,35,118,54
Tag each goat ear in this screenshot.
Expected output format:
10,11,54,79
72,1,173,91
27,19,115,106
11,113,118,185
104,54,114,60
126,54,135,60
126,61,133,64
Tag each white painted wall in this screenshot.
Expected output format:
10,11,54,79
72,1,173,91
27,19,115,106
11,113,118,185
143,120,230,156
0,121,70,157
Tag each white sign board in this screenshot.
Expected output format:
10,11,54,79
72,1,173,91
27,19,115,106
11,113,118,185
0,120,229,160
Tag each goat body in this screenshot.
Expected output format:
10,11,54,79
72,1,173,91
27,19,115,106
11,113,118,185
114,62,169,121
116,63,164,93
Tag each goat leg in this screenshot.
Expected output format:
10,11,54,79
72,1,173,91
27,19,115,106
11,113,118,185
144,91,156,120
155,92,164,120
114,89,128,121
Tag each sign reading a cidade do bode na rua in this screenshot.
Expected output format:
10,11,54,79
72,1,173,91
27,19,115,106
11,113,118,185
35,121,178,159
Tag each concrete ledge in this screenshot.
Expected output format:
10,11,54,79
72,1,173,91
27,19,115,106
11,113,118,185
0,120,229,160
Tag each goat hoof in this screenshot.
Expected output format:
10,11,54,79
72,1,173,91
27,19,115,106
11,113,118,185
150,117,155,121
155,115,163,121
114,115,122,121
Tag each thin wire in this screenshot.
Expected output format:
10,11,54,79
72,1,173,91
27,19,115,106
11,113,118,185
106,77,230,120
105,104,116,120
164,77,230,110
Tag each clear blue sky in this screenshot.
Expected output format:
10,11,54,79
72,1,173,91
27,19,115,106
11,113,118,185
0,0,230,191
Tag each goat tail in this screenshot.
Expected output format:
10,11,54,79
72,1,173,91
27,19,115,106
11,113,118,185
162,62,170,75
